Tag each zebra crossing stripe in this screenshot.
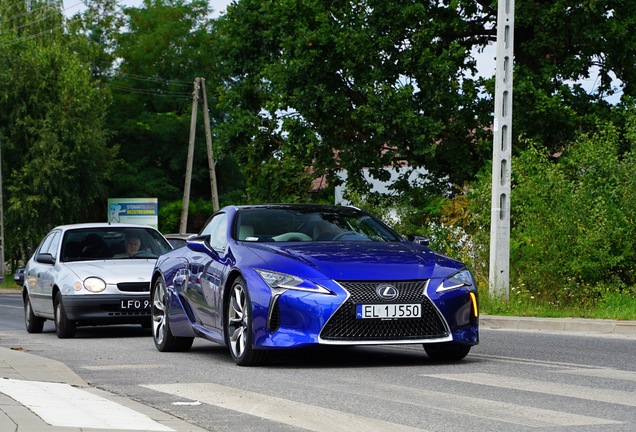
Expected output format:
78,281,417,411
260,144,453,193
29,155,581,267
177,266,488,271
143,382,428,432
422,372,636,407
319,377,621,427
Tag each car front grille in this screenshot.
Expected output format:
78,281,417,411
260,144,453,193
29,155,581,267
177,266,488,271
320,280,448,342
117,282,150,292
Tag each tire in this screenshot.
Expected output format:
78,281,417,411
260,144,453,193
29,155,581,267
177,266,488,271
54,292,76,338
226,277,268,366
152,277,193,352
24,295,45,334
424,342,471,362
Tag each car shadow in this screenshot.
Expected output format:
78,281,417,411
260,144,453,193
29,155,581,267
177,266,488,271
47,324,153,339
187,343,482,368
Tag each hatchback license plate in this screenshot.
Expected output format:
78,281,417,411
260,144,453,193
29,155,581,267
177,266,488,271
356,303,421,319
120,299,150,310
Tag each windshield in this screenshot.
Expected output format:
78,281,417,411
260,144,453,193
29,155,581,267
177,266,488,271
234,207,401,242
61,227,172,262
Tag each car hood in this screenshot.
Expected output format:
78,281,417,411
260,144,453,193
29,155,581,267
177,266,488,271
243,241,464,281
63,260,156,284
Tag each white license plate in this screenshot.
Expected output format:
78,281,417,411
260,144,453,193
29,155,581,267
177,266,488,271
356,303,421,319
120,299,151,310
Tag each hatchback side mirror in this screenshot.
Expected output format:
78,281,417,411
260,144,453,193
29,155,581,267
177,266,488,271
36,253,55,265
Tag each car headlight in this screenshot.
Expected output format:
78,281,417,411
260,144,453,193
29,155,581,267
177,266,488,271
437,269,475,293
255,269,330,294
84,277,106,293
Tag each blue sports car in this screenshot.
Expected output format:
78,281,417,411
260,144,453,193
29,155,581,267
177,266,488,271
151,204,479,366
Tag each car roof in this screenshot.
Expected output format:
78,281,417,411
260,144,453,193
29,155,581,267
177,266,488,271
226,204,361,212
52,223,159,231
164,233,196,238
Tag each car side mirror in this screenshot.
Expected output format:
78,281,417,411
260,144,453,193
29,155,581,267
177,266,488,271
407,235,430,246
186,235,218,256
36,253,55,265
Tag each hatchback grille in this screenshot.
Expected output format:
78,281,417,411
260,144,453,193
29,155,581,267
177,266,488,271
320,281,448,341
117,282,150,292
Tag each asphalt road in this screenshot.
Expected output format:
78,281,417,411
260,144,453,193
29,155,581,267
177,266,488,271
1,291,635,432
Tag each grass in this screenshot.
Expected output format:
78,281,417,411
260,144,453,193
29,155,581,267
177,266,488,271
1,278,21,291
479,286,636,321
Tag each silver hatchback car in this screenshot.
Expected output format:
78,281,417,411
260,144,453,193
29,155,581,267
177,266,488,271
23,223,173,338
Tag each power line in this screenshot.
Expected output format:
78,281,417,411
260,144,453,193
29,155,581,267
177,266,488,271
106,83,192,99
115,72,193,87
0,1,83,26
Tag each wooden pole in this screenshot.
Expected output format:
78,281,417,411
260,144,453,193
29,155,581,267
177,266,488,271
199,79,219,212
180,78,200,233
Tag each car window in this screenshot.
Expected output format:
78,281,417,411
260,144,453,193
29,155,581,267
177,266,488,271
39,231,61,256
61,227,172,262
201,213,228,251
235,207,401,242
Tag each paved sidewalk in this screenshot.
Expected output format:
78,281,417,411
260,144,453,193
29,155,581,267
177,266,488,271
1,314,635,432
0,347,207,431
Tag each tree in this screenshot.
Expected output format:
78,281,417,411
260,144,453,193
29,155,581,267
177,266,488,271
0,1,115,262
105,0,236,203
512,0,636,152
212,0,635,203
213,0,493,202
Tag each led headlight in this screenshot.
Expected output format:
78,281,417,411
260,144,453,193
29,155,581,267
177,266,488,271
84,277,106,293
437,269,475,293
255,269,330,294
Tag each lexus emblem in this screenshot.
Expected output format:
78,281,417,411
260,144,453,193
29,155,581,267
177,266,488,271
376,284,398,300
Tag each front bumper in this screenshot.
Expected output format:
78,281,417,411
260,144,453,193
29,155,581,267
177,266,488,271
61,294,151,325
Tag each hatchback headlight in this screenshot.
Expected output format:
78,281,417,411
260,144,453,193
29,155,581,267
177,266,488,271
84,277,106,293
255,269,330,294
437,269,475,293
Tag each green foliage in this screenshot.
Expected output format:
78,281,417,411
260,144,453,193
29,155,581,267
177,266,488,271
158,199,214,234
478,283,636,321
510,121,636,301
0,2,114,262
106,0,227,202
436,108,636,307
213,0,492,200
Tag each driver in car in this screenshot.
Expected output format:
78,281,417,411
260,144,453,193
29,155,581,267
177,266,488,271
115,234,141,257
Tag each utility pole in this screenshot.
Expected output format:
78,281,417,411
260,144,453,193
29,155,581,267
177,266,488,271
0,141,4,284
180,78,200,234
489,0,515,301
199,79,220,212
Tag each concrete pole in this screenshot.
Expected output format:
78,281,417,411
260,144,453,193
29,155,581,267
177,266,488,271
489,0,515,301
0,142,4,284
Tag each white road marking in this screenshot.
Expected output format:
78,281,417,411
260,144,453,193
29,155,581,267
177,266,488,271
471,353,610,369
144,382,428,432
82,364,166,371
422,373,636,407
0,378,173,431
317,378,621,427
557,368,636,381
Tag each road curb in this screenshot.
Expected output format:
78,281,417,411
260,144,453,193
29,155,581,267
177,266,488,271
481,314,636,335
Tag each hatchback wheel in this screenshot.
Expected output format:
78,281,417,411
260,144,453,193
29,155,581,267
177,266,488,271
24,295,45,333
152,278,193,352
54,292,76,338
